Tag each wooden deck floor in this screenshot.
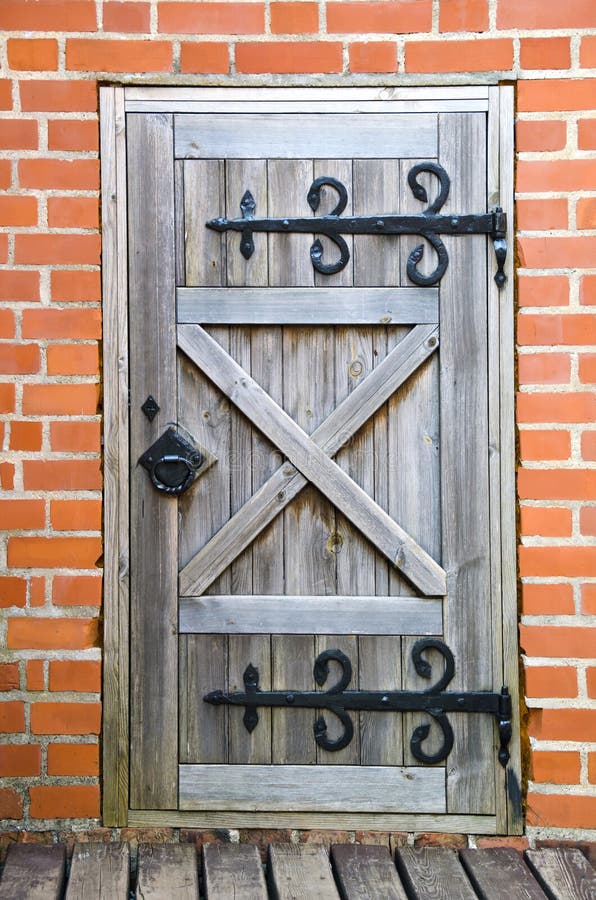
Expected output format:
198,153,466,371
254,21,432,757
0,841,594,899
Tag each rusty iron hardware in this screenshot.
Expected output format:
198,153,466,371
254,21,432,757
138,426,204,496
204,639,513,766
206,163,508,288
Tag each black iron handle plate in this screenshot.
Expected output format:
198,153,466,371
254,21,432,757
138,427,205,497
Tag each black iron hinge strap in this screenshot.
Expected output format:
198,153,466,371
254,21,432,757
204,639,513,767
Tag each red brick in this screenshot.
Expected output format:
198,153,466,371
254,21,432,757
580,36,596,67
527,794,596,830
520,505,572,537
327,1,432,33
523,625,595,659
0,196,37,227
50,499,101,531
0,789,22,820
588,667,596,698
529,708,596,742
0,161,11,191
271,2,318,33
520,37,570,70
31,701,100,734
46,743,99,775
581,275,596,306
406,39,512,73
50,269,100,302
46,343,99,376
0,663,20,691
520,546,596,577
0,383,15,413
0,81,12,111
349,42,397,73
66,38,172,72
516,120,566,152
519,236,596,269
589,752,596,783
581,583,596,614
517,198,568,232
498,0,596,28
22,308,101,339
0,500,45,530
0,0,96,29
16,234,100,266
236,42,343,73
159,2,265,33
524,665,577,698
518,79,596,113
577,198,596,231
519,161,596,194
20,80,97,113
0,270,39,302
0,309,15,338
22,384,99,415
522,583,574,615
476,838,530,850
52,575,102,607
8,617,98,650
50,421,100,453
47,197,98,230
517,393,596,423
439,0,487,31
518,314,596,345
180,42,229,74
0,745,41,777
29,578,45,608
26,660,44,691
0,233,8,262
578,119,596,150
518,352,570,384
103,1,150,31
0,464,15,491
532,751,581,784
48,119,98,152
580,506,596,536
0,119,38,151
0,702,25,733
581,431,596,460
519,468,596,499
30,785,100,819
7,536,102,568
0,578,26,610
49,660,101,692
19,158,98,192
10,421,42,451
0,344,40,375
7,38,58,71
579,353,596,383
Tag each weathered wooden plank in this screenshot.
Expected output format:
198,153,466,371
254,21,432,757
184,159,224,287
127,85,491,103
66,843,129,900
395,848,477,900
316,634,360,765
129,809,497,834
228,634,271,764
179,634,228,763
331,844,408,900
0,844,66,900
177,287,438,325
524,849,596,900
179,324,439,597
440,112,494,815
178,324,446,596
175,114,437,158
136,844,198,899
353,159,401,286
134,99,490,114
314,159,353,287
179,765,446,812
460,849,548,900
268,846,339,900
203,844,268,900
99,85,129,827
128,112,178,809
179,595,442,634
226,159,268,287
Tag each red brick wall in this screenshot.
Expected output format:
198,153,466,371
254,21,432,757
0,0,595,835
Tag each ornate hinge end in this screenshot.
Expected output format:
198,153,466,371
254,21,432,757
497,685,512,768
492,207,507,290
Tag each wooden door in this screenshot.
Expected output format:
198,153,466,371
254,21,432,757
102,87,519,833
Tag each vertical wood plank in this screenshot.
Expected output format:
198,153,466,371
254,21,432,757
185,159,224,286
316,634,359,765
175,160,185,286
180,635,228,764
353,160,401,287
226,159,268,287
440,112,493,815
99,86,130,826
228,634,271,764
128,112,178,809
314,159,353,287
268,159,313,287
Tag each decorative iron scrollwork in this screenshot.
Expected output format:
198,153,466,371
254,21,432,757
206,163,508,288
204,639,513,767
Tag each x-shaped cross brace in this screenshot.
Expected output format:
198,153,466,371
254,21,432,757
178,323,446,598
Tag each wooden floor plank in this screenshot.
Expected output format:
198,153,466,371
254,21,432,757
203,844,268,899
135,844,198,898
66,842,130,899
268,845,340,900
331,844,408,900
395,848,477,900
525,848,596,900
0,844,66,900
460,848,548,900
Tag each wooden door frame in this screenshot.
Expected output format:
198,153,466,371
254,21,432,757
100,85,519,832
